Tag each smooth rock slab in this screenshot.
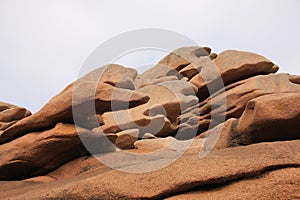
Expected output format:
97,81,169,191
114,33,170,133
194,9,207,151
1,140,299,199
167,167,300,200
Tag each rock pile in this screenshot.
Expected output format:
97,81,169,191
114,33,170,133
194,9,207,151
0,46,299,199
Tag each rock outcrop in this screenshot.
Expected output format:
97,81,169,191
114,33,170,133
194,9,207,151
1,140,299,199
0,46,299,199
0,123,116,180
0,64,149,144
0,102,31,132
236,92,300,144
183,73,300,134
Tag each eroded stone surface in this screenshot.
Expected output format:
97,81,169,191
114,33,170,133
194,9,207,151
0,65,149,144
167,167,300,200
115,129,139,149
0,123,116,180
183,73,300,134
1,46,300,199
1,140,299,199
0,102,31,131
236,92,300,145
100,79,198,137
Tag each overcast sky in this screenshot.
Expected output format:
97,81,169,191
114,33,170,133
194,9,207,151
1,0,299,113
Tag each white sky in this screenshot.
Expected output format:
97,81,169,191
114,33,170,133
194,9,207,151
0,0,299,113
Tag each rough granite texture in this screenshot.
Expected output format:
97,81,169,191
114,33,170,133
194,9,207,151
0,46,299,199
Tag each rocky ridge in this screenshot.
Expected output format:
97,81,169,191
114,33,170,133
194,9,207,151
0,46,299,199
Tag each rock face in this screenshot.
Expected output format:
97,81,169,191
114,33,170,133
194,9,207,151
167,167,300,200
0,46,300,199
1,140,299,199
100,79,197,137
185,73,300,134
213,50,279,84
236,92,300,144
0,123,116,180
0,64,149,144
0,102,31,131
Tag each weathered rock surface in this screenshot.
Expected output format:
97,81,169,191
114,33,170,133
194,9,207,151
213,50,279,84
1,46,300,199
142,132,157,139
0,102,31,131
0,123,116,180
199,92,300,149
182,73,300,134
149,47,279,98
199,118,238,150
134,136,203,151
167,167,300,200
236,92,300,144
100,79,197,137
0,140,299,199
0,64,149,144
139,46,211,82
115,129,139,149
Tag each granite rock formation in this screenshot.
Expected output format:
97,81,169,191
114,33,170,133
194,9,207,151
0,46,299,199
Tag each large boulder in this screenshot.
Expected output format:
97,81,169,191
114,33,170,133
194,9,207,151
181,73,300,135
236,92,300,145
0,64,149,144
0,123,116,180
200,93,300,148
213,50,279,84
147,47,279,98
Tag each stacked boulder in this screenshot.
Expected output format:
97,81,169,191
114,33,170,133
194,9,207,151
0,46,299,187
